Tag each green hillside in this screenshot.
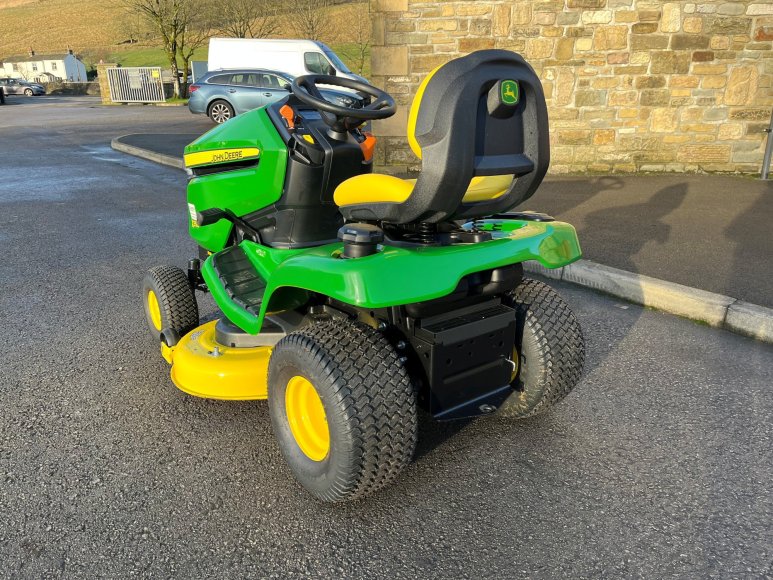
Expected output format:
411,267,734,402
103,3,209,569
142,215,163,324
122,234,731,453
0,0,369,76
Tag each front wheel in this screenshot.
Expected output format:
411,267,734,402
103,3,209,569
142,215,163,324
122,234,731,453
208,99,234,124
24,88,33,96
142,265,199,346
498,278,585,419
268,319,418,502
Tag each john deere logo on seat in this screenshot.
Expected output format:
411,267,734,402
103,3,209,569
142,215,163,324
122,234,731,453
501,80,519,105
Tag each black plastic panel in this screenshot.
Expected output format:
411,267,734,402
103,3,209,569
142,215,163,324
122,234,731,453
397,298,517,420
211,246,266,316
245,96,372,248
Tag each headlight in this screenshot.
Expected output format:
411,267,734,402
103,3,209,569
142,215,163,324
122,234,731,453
336,96,354,107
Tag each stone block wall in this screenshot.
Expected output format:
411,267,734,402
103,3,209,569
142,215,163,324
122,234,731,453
96,63,117,104
370,0,773,174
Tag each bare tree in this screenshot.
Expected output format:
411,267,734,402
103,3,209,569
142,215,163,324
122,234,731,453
122,0,211,97
177,14,212,95
289,0,332,41
336,4,370,75
117,8,146,44
212,0,277,38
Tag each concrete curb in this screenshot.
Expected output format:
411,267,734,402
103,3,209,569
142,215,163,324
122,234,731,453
109,139,773,345
111,136,184,170
525,260,773,344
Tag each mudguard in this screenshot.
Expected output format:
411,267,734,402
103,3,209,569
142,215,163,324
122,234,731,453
201,219,581,335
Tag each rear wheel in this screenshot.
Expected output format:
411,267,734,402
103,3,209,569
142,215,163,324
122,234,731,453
208,99,234,124
268,319,418,502
24,88,33,96
498,278,585,418
142,265,199,346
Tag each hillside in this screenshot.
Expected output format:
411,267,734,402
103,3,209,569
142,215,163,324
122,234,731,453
0,0,122,58
0,0,369,74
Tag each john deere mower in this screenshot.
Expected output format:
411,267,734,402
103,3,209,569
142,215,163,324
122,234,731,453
142,50,585,502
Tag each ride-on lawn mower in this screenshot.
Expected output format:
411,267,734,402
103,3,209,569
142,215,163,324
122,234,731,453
142,50,585,502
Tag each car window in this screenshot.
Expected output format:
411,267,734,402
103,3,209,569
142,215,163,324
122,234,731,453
304,52,334,75
208,74,232,85
256,74,287,90
230,73,257,86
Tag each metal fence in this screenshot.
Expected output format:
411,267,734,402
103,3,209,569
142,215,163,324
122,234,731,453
106,67,165,103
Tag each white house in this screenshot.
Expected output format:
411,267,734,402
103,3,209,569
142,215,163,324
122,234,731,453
0,49,88,82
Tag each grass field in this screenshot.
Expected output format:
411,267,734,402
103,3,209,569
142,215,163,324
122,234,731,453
0,0,370,77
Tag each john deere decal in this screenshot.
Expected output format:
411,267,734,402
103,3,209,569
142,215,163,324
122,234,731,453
501,80,519,105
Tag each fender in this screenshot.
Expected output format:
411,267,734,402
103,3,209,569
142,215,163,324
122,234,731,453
201,219,581,335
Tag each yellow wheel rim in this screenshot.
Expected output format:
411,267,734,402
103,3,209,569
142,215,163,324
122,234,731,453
147,290,163,332
510,346,520,383
285,375,330,461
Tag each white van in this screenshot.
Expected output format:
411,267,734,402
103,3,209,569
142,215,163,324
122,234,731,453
207,38,367,83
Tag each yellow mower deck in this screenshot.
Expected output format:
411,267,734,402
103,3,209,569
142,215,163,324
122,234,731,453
163,320,271,400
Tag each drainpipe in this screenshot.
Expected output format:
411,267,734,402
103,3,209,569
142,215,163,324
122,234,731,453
762,108,773,180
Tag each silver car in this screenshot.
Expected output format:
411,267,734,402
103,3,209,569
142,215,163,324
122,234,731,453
0,78,45,96
188,69,363,124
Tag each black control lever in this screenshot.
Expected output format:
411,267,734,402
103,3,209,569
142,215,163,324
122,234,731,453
196,207,263,244
196,208,228,227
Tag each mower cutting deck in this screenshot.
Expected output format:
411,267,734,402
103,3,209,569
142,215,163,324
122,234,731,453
142,50,585,502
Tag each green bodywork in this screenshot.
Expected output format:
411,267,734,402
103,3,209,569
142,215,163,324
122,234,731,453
185,108,288,251
201,219,582,334
184,105,581,336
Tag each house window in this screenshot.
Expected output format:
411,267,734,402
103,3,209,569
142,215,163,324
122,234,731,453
32,63,38,71
51,62,57,71
12,64,18,71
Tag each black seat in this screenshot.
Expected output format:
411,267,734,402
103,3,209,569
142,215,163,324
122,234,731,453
333,50,550,224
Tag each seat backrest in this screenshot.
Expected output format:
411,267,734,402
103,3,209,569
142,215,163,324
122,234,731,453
401,50,549,223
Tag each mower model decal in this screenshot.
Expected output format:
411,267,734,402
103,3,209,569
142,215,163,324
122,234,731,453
501,80,519,105
187,203,198,228
184,147,260,168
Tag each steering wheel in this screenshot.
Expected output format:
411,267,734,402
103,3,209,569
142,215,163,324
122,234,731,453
291,74,396,134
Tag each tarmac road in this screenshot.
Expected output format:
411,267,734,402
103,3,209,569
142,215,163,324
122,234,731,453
1,98,771,578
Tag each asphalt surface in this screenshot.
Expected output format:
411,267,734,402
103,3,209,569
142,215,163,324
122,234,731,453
1,97,772,578
530,174,773,308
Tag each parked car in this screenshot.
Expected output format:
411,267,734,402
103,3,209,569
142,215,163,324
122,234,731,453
0,78,45,96
188,69,365,124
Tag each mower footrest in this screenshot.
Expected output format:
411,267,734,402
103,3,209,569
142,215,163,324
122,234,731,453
211,246,266,316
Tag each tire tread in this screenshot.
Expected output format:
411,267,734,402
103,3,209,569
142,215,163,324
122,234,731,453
143,265,199,341
270,320,417,502
501,278,585,418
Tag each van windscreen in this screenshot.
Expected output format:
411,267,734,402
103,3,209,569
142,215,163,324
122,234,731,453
322,48,351,74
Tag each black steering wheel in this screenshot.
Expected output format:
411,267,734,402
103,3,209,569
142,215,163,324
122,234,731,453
291,74,396,134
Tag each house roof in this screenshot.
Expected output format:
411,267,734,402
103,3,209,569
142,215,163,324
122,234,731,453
2,53,71,63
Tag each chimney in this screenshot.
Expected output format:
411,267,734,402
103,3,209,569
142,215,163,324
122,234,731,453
28,47,35,57
67,45,73,55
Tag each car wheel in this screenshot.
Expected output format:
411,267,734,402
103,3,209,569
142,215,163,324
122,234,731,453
208,100,234,124
24,88,33,96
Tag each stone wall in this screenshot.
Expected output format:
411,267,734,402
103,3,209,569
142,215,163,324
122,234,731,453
370,0,773,174
42,81,100,96
96,63,117,104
